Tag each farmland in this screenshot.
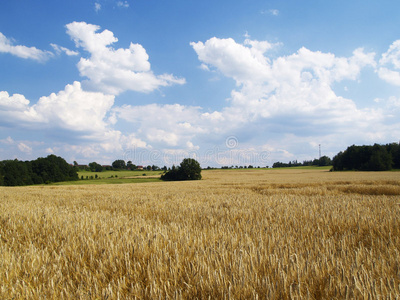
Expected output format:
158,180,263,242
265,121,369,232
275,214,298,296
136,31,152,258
63,170,165,185
1,168,400,299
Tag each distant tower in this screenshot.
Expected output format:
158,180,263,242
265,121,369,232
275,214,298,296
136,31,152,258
319,144,321,159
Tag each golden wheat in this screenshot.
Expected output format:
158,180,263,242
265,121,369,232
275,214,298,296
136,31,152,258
1,169,400,299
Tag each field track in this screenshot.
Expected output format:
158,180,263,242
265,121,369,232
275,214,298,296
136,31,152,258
1,169,400,299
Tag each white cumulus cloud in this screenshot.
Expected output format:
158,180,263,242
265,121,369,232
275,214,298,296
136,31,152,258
65,22,185,95
190,37,273,84
0,32,53,62
113,103,206,148
0,82,153,161
190,37,395,156
378,40,400,86
377,67,400,86
34,81,115,132
380,40,400,68
0,82,115,133
192,38,376,121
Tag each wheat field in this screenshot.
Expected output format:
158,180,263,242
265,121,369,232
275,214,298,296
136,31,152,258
1,169,400,299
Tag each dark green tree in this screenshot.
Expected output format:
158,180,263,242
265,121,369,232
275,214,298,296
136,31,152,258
112,160,126,170
127,161,136,170
89,162,103,172
31,155,79,183
2,160,33,186
0,162,4,186
161,165,180,181
364,144,392,171
318,156,332,166
179,158,202,180
387,143,400,169
161,158,202,181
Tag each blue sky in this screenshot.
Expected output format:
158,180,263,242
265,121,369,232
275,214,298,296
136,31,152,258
1,0,400,167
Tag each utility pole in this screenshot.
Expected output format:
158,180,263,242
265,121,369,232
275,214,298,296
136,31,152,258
319,144,321,159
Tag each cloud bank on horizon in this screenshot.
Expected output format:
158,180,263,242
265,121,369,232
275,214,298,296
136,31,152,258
1,1,400,166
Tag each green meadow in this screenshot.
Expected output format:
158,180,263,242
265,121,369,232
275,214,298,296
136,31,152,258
52,170,163,185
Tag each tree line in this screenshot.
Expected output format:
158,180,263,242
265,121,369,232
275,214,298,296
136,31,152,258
272,156,332,168
0,155,78,186
332,143,400,171
78,160,166,172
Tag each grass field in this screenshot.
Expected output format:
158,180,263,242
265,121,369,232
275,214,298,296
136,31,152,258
77,170,164,178
57,170,165,185
1,168,400,298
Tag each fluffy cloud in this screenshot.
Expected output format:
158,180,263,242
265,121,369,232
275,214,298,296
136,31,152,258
0,82,153,161
189,37,398,160
380,40,400,68
0,91,30,111
0,91,39,126
192,38,375,86
377,40,400,86
0,32,53,62
192,37,377,121
66,22,185,95
377,68,400,86
36,82,116,133
191,38,273,85
113,104,207,148
0,82,115,133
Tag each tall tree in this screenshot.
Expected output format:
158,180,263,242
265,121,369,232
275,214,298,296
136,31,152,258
89,162,104,172
112,160,126,170
161,158,202,181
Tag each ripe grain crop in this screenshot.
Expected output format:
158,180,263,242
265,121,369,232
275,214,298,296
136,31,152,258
1,169,400,299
